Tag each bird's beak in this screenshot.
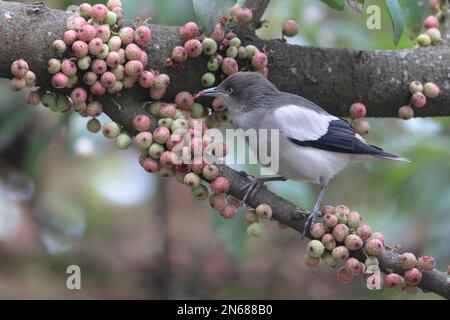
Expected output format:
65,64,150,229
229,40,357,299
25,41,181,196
200,87,221,97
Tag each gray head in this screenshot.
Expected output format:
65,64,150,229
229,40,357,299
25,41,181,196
201,72,279,115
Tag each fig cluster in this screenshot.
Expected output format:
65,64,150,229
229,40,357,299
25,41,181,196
397,81,440,120
348,102,370,136
416,14,442,47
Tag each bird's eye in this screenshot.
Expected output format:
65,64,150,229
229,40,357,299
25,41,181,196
227,87,234,94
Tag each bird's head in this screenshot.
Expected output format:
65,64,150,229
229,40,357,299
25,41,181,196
201,72,278,115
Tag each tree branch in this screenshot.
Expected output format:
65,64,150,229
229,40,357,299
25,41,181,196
2,0,450,117
0,1,449,299
243,0,271,28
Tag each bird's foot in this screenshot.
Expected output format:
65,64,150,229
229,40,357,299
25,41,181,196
300,208,323,239
241,179,266,206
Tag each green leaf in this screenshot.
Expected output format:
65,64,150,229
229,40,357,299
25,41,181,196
193,0,236,33
320,0,346,11
384,0,405,45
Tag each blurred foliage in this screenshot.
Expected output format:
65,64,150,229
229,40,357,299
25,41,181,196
0,0,449,300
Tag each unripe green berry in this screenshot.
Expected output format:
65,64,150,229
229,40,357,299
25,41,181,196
191,184,209,201
201,72,216,87
226,46,238,58
423,82,440,98
184,172,201,188
247,221,265,238
409,81,423,94
352,119,371,136
244,210,258,224
346,211,361,228
102,121,121,139
115,133,132,150
86,101,103,118
207,58,220,72
148,143,165,159
416,33,431,46
190,103,205,119
364,256,379,268
105,11,117,26
426,27,441,44
307,240,325,258
87,118,102,133
47,58,62,74
202,38,218,56
245,45,257,59
41,93,56,108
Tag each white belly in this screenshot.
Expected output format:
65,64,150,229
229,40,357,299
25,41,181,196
254,138,351,185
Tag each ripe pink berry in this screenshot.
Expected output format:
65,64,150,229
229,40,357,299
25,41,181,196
332,223,349,242
222,57,238,75
282,19,299,37
96,25,111,42
344,234,363,251
411,92,427,108
72,40,89,58
138,70,155,88
153,126,171,144
125,43,142,61
365,239,383,256
133,115,151,132
119,27,135,45
83,71,97,86
90,81,106,96
134,26,152,46
384,273,403,289
11,59,29,78
62,31,77,47
404,268,423,286
345,257,364,276
184,39,203,58
399,252,417,270
417,256,435,271
125,60,144,77
68,16,87,31
61,59,77,77
79,3,92,18
356,224,372,241
70,87,88,103
179,22,199,40
51,72,69,89
252,51,268,70
209,194,227,212
310,223,326,239
88,38,104,55
175,91,194,110
143,158,160,173
159,104,177,119
349,102,367,120
150,87,166,100
77,24,97,42
106,51,121,68
424,15,439,29
220,204,237,219
212,98,226,112
91,59,107,75
321,233,336,251
398,105,414,120
160,151,176,167
171,46,188,63
210,177,230,194
100,72,117,88
91,4,108,22
211,24,225,42
323,213,338,228
370,232,385,244
236,7,253,24
337,267,353,283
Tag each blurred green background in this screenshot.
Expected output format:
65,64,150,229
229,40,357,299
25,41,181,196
0,0,449,299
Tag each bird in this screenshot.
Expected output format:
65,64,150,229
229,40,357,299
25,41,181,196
201,72,409,235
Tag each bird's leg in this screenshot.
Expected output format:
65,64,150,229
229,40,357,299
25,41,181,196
302,185,327,238
241,176,286,205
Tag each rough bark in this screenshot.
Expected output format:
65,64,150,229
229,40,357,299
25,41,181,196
0,1,449,299
1,0,450,117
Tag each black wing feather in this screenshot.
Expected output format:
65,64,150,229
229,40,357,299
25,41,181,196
289,119,388,156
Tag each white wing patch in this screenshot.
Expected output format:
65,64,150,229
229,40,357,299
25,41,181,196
272,105,338,141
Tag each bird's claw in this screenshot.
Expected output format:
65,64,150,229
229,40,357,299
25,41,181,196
241,179,265,206
301,209,323,239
